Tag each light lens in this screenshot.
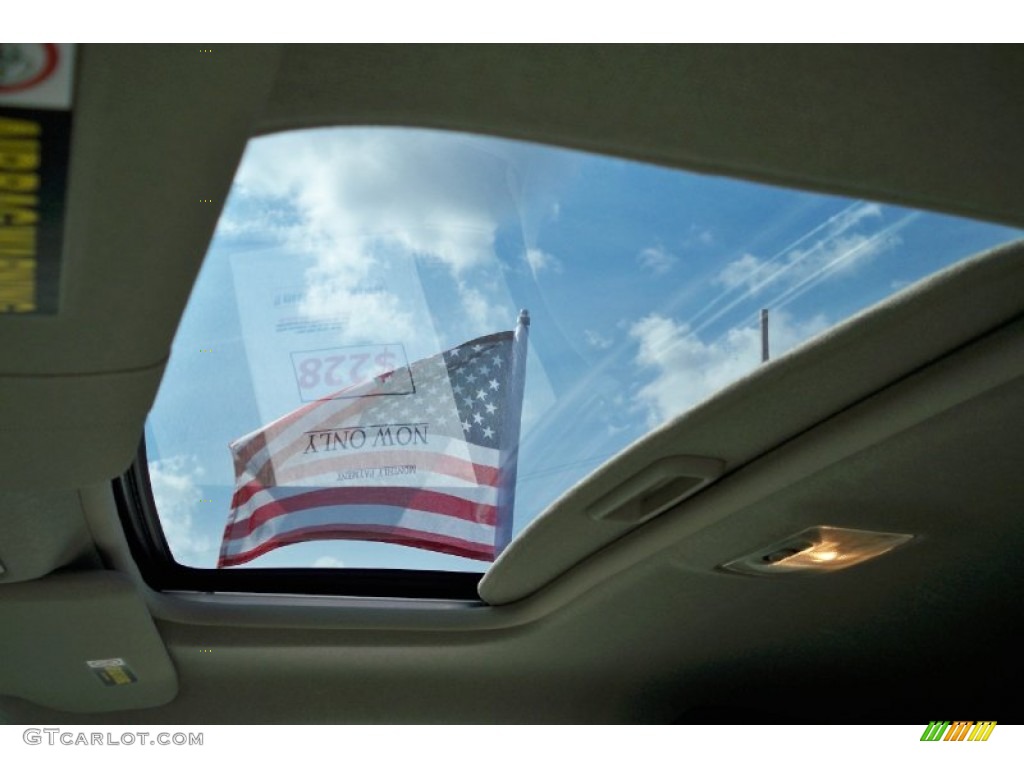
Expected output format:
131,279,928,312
723,526,914,575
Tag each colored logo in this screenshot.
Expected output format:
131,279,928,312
920,721,996,741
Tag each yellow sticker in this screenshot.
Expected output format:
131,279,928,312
1,45,75,315
86,658,138,687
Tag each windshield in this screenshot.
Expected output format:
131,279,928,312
144,126,1023,572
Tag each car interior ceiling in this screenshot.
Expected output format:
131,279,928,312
0,44,1022,723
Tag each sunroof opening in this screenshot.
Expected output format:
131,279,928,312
143,126,1023,575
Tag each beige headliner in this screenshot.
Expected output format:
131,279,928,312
2,44,1022,488
1,45,1022,723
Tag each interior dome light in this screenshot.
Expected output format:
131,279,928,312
721,526,914,576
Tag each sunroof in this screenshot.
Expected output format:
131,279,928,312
144,126,1022,574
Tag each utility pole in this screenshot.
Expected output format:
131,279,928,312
760,309,770,363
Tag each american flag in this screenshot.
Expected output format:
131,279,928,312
218,313,529,566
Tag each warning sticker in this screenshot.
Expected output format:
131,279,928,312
1,44,75,315
0,44,74,110
86,657,138,687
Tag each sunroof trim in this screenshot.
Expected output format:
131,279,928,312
115,442,484,600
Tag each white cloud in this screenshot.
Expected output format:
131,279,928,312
148,455,216,568
298,249,419,344
312,556,345,568
717,253,763,290
213,185,299,241
525,247,563,277
715,203,892,295
637,245,678,275
683,204,916,341
682,225,714,248
629,310,829,425
235,130,508,272
224,128,575,349
584,329,613,349
457,279,510,331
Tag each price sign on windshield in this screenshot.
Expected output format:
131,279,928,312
290,343,412,402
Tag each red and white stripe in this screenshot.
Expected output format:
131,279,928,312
219,377,504,566
219,484,500,565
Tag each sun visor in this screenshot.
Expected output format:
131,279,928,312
0,571,177,713
480,238,1024,605
0,365,167,490
0,489,100,584
0,45,282,490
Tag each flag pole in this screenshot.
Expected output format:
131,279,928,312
495,309,529,556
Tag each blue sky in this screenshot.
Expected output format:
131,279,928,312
145,127,1022,572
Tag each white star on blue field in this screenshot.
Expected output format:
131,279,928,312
144,127,1024,572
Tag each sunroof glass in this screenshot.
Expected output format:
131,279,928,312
144,126,1023,572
